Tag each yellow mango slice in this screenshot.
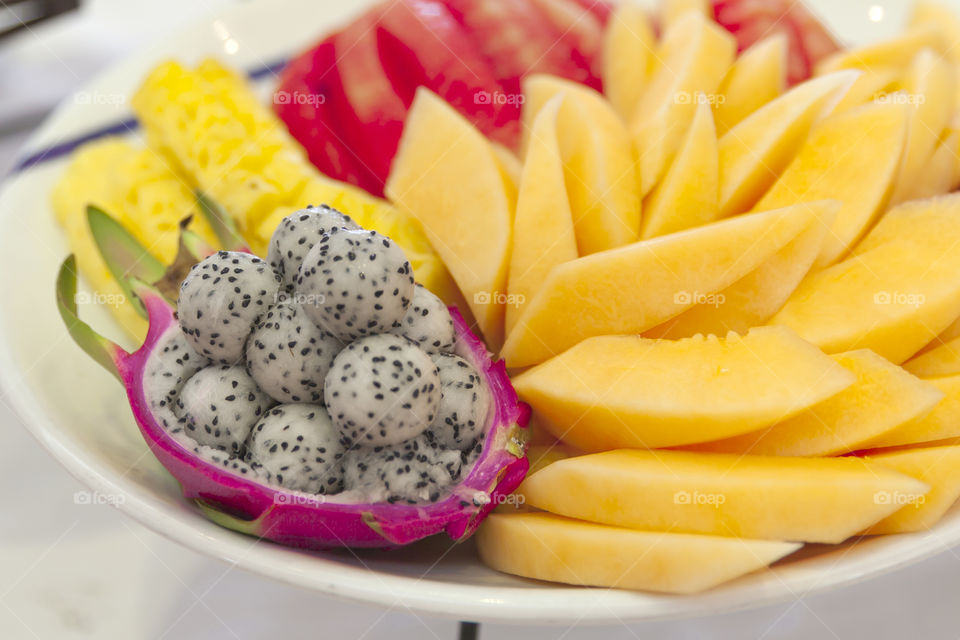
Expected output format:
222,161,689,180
631,12,735,196
905,335,960,377
715,34,788,135
917,315,960,356
772,195,960,363
910,1,960,65
853,192,960,256
602,1,656,121
506,97,578,334
661,0,709,30
476,512,801,594
512,327,856,450
646,202,837,338
899,130,960,202
831,68,899,113
523,76,641,254
816,25,948,74
718,71,858,218
754,101,909,268
519,450,928,543
641,100,719,238
386,89,515,348
890,50,956,204
501,202,820,367
863,445,960,534
492,142,523,192
867,375,960,448
683,350,944,457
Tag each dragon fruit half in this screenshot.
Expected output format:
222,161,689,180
56,206,529,549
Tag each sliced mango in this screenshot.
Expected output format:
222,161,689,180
523,76,640,254
641,100,719,238
519,450,929,543
899,130,960,202
831,68,899,113
602,1,656,121
631,12,735,196
867,375,960,448
772,196,960,363
476,512,801,594
506,97,578,333
911,2,960,65
890,49,956,204
718,71,858,218
715,34,787,135
816,25,948,74
754,101,909,268
512,327,856,450
905,335,960,377
386,89,515,348
864,445,960,534
683,350,944,457
501,202,820,367
646,202,836,338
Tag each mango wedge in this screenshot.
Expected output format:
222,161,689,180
718,70,858,218
816,25,948,74
523,75,641,255
476,512,801,594
518,450,929,543
900,130,960,202
866,375,960,448
683,350,944,456
512,327,856,450
830,69,899,113
905,336,960,377
890,50,956,205
631,12,735,196
387,89,515,348
772,196,960,363
501,202,821,367
641,101,719,238
602,1,656,121
646,201,837,338
863,445,960,534
506,97,578,333
755,101,909,268
715,34,787,135
660,0,709,29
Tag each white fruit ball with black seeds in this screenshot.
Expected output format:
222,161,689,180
267,205,360,291
426,353,490,450
389,284,456,355
245,403,345,494
342,435,463,504
245,302,344,403
178,251,281,364
295,228,414,342
174,365,275,454
324,334,441,447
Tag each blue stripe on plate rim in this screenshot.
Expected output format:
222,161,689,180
9,57,288,175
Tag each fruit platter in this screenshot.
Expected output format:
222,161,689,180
7,0,960,623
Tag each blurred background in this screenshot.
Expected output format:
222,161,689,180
2,1,960,638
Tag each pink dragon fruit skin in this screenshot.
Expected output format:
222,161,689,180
60,256,530,549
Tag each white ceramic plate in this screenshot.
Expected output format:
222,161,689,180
0,0,955,624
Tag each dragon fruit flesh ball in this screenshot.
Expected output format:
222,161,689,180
174,364,275,455
342,435,463,504
267,205,360,292
389,284,456,355
178,251,281,364
245,302,344,404
245,403,346,494
324,334,441,447
427,353,490,451
295,227,415,342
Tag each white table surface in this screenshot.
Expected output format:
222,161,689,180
3,1,960,638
